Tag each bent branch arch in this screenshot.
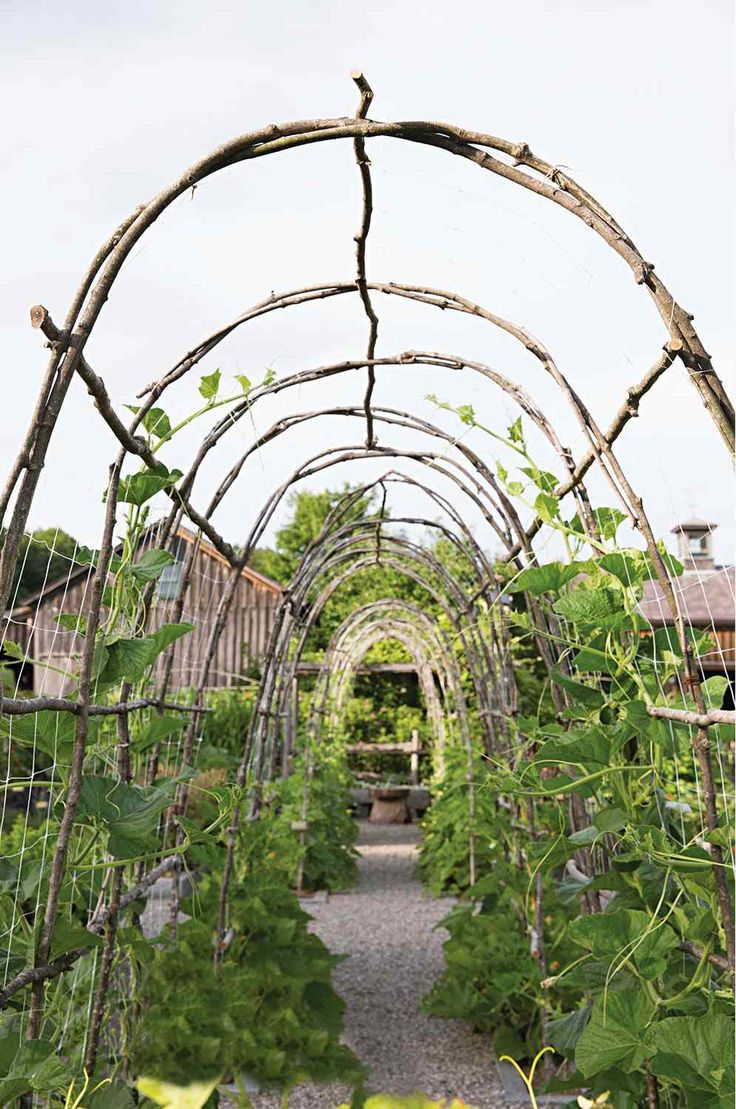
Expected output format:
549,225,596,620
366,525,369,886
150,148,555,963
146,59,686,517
1,75,732,1070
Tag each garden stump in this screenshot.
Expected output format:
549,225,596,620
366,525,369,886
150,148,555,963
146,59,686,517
369,786,411,824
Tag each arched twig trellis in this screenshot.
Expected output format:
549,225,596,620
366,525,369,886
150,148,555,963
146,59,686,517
0,72,733,1099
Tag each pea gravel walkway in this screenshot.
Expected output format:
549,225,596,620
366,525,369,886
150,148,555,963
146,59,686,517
244,822,512,1109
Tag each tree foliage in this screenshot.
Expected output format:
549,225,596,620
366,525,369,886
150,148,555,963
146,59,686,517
5,527,81,604
249,486,373,585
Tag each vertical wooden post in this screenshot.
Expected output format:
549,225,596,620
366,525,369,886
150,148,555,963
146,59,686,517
290,675,299,775
466,766,477,888
410,728,420,786
282,675,296,776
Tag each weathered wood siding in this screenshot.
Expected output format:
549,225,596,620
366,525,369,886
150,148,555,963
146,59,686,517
702,628,735,673
5,530,281,697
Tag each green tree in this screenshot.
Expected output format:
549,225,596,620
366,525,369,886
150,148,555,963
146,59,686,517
5,527,81,605
249,485,373,585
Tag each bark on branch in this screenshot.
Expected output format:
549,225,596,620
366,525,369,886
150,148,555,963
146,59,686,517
648,705,735,728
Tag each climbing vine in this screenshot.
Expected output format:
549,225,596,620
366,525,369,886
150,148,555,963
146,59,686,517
0,72,732,1108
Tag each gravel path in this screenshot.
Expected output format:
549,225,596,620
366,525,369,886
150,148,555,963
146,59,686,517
244,822,511,1109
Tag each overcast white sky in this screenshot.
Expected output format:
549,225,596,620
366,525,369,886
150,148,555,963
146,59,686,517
1,0,733,563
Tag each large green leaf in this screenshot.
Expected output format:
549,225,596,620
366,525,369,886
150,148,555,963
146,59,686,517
54,612,88,635
130,548,176,584
554,587,625,626
701,675,729,709
0,1017,21,1073
646,1012,735,1105
520,464,558,493
0,710,76,762
86,1082,136,1109
134,714,187,752
575,988,654,1076
570,507,627,541
592,806,627,833
0,1078,28,1102
508,561,591,597
550,669,606,709
125,405,172,439
599,550,654,586
49,916,104,960
569,908,679,979
534,492,560,523
147,622,195,660
116,464,183,506
534,723,612,772
0,1038,70,1100
643,625,714,664
547,1005,591,1058
1,639,26,661
137,1075,221,1108
198,369,221,402
96,623,193,684
76,775,176,858
98,637,155,684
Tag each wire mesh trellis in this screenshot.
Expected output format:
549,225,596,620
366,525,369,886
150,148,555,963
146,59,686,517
0,71,733,1104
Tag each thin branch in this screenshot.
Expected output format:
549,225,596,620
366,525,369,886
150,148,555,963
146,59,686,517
648,705,736,728
28,461,122,1036
351,71,380,448
28,307,238,567
0,694,208,717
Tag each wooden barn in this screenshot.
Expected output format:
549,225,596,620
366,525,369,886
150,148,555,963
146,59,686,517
3,525,283,696
639,519,735,697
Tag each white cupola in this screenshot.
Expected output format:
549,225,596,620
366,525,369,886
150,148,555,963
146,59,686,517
671,519,717,571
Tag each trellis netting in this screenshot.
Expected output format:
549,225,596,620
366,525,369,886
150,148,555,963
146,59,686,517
0,73,733,1107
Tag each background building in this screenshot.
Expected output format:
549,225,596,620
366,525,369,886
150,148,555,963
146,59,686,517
3,525,282,695
639,519,735,703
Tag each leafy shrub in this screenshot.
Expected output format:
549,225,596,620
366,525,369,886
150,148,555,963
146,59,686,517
423,883,542,1058
200,686,256,759
413,414,735,1107
422,803,581,1062
417,746,498,896
132,872,361,1093
233,789,304,888
276,751,359,892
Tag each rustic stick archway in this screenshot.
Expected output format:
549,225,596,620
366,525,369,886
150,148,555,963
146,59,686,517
1,74,732,1076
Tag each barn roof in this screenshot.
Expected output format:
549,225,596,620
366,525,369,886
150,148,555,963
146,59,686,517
174,526,282,594
639,565,735,628
7,523,282,617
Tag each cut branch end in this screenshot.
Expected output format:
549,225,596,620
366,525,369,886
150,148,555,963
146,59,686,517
351,70,374,118
30,305,49,330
